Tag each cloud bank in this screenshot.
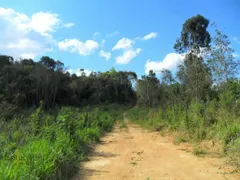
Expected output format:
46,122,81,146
145,53,184,74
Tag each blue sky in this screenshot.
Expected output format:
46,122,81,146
0,0,239,77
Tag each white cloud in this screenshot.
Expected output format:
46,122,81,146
0,7,15,15
63,23,74,28
112,38,134,50
0,7,73,59
99,50,111,60
0,7,57,59
67,68,92,76
116,48,141,64
28,12,60,36
58,39,99,56
6,38,52,59
67,69,73,74
142,32,158,40
113,37,141,64
77,69,92,76
145,53,184,74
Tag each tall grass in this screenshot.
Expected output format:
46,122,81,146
128,96,240,168
0,104,123,180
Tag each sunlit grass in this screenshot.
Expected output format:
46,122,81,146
127,99,240,169
0,104,123,180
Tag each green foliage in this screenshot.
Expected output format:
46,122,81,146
0,55,137,109
0,105,121,180
130,161,137,166
207,27,238,83
174,14,211,53
174,136,188,145
228,137,240,168
128,96,240,167
77,127,101,143
0,101,18,122
119,121,128,131
193,146,208,156
136,70,160,108
127,107,151,122
222,124,240,149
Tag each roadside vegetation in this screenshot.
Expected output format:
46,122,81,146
0,104,126,180
0,51,134,179
128,15,240,169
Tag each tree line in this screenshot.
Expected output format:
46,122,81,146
0,14,239,119
0,55,137,120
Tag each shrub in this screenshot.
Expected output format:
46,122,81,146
0,104,121,179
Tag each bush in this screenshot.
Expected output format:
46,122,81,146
0,104,121,179
127,99,240,166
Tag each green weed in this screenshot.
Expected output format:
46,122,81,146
174,136,188,145
119,121,128,131
130,161,137,166
193,146,208,156
127,99,240,170
0,104,123,180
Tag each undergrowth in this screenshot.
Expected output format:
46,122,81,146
127,97,240,169
119,121,128,131
0,103,124,180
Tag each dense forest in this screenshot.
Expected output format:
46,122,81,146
0,55,137,110
0,14,240,179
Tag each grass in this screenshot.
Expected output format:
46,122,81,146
0,104,124,180
173,136,188,145
119,121,128,131
127,99,240,170
130,161,137,166
193,146,208,156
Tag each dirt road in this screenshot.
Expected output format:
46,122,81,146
73,120,240,180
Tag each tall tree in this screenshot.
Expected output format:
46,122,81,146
174,14,211,53
161,69,174,86
208,28,239,84
136,70,160,107
174,14,212,102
